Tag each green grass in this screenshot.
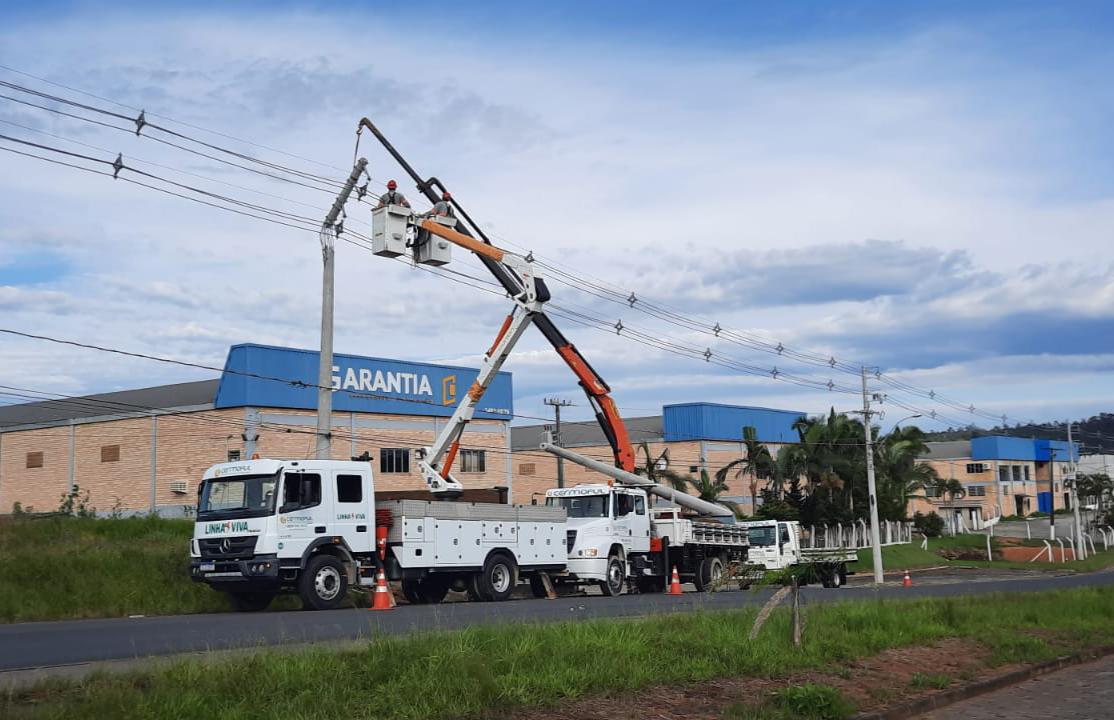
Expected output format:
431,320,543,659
5,586,1113,720
856,534,1114,574
909,672,951,690
0,516,268,622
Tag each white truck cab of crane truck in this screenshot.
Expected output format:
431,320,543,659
544,484,651,595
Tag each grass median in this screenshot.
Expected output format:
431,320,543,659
856,533,1114,574
5,586,1113,719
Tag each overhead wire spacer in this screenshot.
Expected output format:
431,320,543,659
111,153,124,179
134,110,146,136
614,319,623,335
627,292,637,307
703,348,712,361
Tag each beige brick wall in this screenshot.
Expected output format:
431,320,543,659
1,407,511,513
0,427,71,513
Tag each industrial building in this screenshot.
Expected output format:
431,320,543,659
511,403,806,511
0,344,514,515
912,436,1080,530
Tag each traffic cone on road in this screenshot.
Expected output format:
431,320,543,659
371,568,394,610
667,565,683,595
902,570,912,588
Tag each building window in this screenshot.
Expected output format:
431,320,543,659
689,465,700,473
924,485,941,498
461,449,486,473
227,449,241,462
1011,466,1022,483
998,466,1010,483
1023,466,1031,482
518,463,536,476
26,451,43,469
966,463,987,473
336,474,362,503
380,448,410,474
99,445,120,463
967,485,987,497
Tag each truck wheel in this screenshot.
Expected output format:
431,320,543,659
227,591,274,612
299,555,348,610
838,564,848,588
466,573,483,601
635,576,661,594
600,555,625,597
694,556,725,592
477,553,517,601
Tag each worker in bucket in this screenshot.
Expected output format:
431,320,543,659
376,180,410,208
430,191,455,218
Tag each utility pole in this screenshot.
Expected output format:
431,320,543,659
856,367,885,585
315,157,368,460
1068,422,1085,560
1049,446,1056,540
544,397,573,488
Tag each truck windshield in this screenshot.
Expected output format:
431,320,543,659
747,526,777,547
546,495,609,518
198,472,280,520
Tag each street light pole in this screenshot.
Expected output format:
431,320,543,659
544,397,573,488
860,367,885,585
1067,422,1085,560
315,157,367,460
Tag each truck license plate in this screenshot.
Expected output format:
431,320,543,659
200,562,215,572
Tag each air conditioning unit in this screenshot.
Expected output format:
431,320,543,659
168,480,188,494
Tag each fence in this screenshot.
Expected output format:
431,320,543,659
803,520,914,549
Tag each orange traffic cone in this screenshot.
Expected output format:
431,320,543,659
371,568,394,610
902,570,912,588
667,565,683,595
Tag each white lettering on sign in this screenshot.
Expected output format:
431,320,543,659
331,365,436,398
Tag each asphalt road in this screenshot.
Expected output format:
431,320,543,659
2,570,1112,673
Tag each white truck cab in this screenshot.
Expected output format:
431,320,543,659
545,484,651,594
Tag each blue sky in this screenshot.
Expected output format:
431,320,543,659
1,1,1112,436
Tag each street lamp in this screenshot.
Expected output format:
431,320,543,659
892,414,922,431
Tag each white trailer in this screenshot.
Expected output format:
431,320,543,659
740,520,858,588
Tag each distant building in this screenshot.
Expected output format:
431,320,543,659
913,436,1080,529
0,344,514,515
512,402,806,512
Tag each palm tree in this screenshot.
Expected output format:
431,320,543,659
715,426,774,513
873,426,938,520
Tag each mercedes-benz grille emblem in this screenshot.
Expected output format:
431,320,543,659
220,538,232,554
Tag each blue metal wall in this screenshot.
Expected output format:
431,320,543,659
663,403,805,443
214,344,513,419
970,436,1080,461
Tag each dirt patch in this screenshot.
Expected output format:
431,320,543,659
503,639,1019,720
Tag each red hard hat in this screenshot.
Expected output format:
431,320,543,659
387,180,397,190
442,191,452,200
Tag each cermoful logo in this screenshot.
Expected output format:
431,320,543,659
331,365,434,397
442,375,457,405
204,521,249,535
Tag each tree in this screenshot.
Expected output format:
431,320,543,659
873,425,939,520
933,478,966,502
715,426,774,513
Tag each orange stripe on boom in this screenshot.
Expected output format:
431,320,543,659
467,381,485,402
556,345,608,395
487,314,514,357
440,440,461,480
421,220,505,262
598,395,636,472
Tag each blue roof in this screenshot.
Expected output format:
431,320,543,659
662,403,805,443
214,344,512,419
970,435,1080,462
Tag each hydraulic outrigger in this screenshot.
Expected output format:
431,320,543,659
357,117,635,495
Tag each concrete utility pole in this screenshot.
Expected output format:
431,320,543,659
1049,446,1056,540
315,157,368,460
544,397,573,488
859,367,885,585
1068,422,1085,560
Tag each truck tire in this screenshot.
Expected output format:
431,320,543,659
635,576,661,594
694,556,725,592
418,576,450,604
299,555,348,610
401,579,422,604
466,573,483,601
838,564,848,588
600,554,625,597
227,591,274,612
477,553,517,602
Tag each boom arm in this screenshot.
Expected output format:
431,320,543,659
357,117,636,477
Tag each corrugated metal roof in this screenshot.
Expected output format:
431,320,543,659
511,416,663,451
663,403,804,443
919,441,972,459
0,380,219,430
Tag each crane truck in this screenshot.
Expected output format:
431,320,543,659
189,117,747,610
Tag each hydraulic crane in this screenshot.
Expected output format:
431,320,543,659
357,117,635,495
